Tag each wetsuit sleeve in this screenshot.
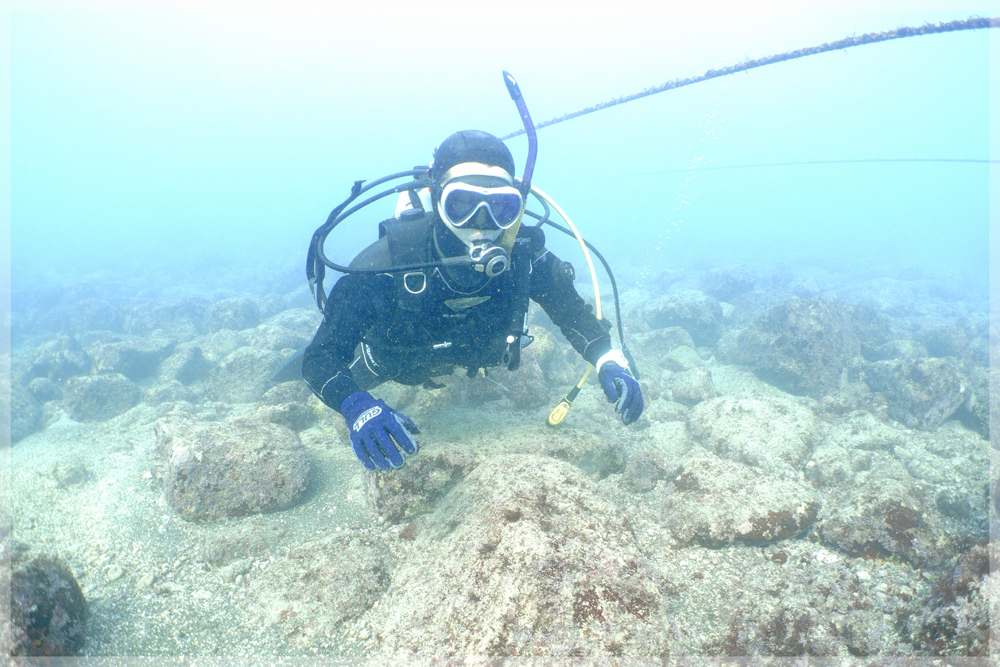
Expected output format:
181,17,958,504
301,272,385,413
529,248,612,366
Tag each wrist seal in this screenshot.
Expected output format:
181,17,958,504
596,349,631,375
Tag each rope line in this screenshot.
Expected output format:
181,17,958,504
501,17,997,140
550,158,996,184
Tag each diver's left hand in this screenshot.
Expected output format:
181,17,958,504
597,351,644,425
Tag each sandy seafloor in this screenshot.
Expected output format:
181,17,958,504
4,253,996,664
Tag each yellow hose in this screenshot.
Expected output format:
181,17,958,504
529,185,602,426
529,185,601,320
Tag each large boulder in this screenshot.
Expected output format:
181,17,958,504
642,290,723,346
247,324,308,352
959,365,989,438
667,367,716,407
89,337,176,381
865,357,969,430
369,454,671,658
662,456,819,546
720,552,916,656
248,532,395,647
28,336,92,381
155,345,209,385
63,373,141,422
366,425,624,524
262,307,322,340
634,327,697,371
817,462,978,567
4,545,88,656
207,297,260,333
124,297,211,340
736,298,892,398
154,414,310,521
688,395,823,477
207,347,286,403
33,298,123,335
701,265,756,302
11,384,42,443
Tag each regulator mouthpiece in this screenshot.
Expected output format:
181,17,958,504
470,242,509,277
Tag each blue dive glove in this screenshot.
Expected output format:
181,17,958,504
597,350,644,425
340,391,420,472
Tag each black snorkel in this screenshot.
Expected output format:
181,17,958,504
502,70,537,194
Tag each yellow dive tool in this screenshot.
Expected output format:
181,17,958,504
529,185,604,427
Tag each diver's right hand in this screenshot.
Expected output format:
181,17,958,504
340,391,420,472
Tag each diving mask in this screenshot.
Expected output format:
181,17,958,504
435,163,524,232
439,182,524,230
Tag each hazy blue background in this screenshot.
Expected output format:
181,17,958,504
10,9,993,305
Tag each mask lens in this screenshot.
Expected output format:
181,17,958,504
485,192,523,227
443,189,482,224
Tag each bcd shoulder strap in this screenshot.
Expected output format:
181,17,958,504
378,214,433,312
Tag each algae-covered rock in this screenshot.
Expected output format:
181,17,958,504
634,327,697,370
909,542,992,655
63,373,141,422
27,377,62,402
247,323,308,352
462,355,548,412
11,384,42,443
249,532,395,646
4,545,88,656
865,357,969,430
737,297,891,398
124,297,211,340
29,336,92,381
207,347,285,403
958,364,989,438
688,395,822,476
721,552,916,656
642,290,723,346
662,456,819,546
701,264,756,302
89,336,176,380
915,322,970,359
369,454,671,658
154,414,310,521
365,444,479,524
155,345,209,385
624,420,693,492
821,410,909,452
207,296,260,333
817,462,981,567
668,366,716,406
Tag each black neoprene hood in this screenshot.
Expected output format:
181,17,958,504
430,130,517,182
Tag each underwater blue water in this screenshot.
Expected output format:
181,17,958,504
10,9,992,301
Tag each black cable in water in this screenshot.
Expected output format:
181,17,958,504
552,158,998,185
501,17,997,140
523,206,640,380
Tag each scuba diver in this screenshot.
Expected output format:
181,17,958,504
301,75,642,473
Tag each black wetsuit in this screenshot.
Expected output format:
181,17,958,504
302,217,612,414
